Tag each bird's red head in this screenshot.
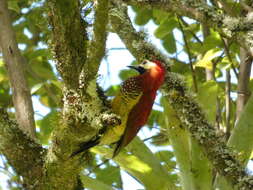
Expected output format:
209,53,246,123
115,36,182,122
128,59,165,75
128,59,166,91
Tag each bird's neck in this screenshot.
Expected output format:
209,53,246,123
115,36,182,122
140,68,165,91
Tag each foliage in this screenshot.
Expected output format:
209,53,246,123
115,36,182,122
0,0,252,190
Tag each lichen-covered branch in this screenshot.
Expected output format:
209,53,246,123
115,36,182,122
44,1,121,189
109,2,253,189
47,0,87,89
0,109,45,190
81,0,109,88
0,0,36,138
162,73,253,189
121,0,253,56
122,0,205,22
163,102,213,190
41,88,121,189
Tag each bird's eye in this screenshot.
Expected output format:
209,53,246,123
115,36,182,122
142,60,147,65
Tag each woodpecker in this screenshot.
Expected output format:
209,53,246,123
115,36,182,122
71,59,166,157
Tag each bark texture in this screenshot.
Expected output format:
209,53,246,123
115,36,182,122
0,0,36,138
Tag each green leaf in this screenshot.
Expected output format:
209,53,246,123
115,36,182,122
154,17,177,39
0,84,11,107
28,49,51,60
80,175,114,190
134,8,152,25
92,138,177,190
152,9,169,24
105,85,119,97
8,1,20,13
228,94,253,161
95,165,121,187
189,42,203,54
119,69,138,81
30,60,55,80
155,150,174,162
197,81,219,123
151,133,170,146
147,110,164,128
162,33,177,54
0,66,7,83
195,48,221,70
37,110,59,144
203,30,222,51
31,83,44,94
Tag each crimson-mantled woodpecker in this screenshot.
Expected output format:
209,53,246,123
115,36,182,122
71,60,166,157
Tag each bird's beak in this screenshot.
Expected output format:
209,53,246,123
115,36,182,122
127,65,146,74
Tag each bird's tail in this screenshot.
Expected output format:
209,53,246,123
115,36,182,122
70,137,100,157
112,137,124,158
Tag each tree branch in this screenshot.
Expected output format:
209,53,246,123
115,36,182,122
122,0,253,56
80,0,109,89
47,0,88,90
163,73,253,189
236,48,252,120
163,102,212,190
109,2,253,189
177,16,198,93
225,69,231,139
0,0,36,138
44,1,121,189
0,109,45,189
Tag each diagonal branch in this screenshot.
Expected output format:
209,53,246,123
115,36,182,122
163,73,253,189
0,0,36,138
109,2,253,189
0,109,45,189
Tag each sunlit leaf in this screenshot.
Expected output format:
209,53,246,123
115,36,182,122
105,85,120,97
31,83,44,94
81,175,114,190
155,150,174,162
195,48,221,70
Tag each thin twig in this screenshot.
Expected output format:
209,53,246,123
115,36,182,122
177,16,198,92
221,37,239,79
180,18,203,45
225,69,231,140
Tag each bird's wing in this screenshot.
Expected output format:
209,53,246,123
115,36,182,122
112,77,143,117
99,77,143,146
113,92,156,157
